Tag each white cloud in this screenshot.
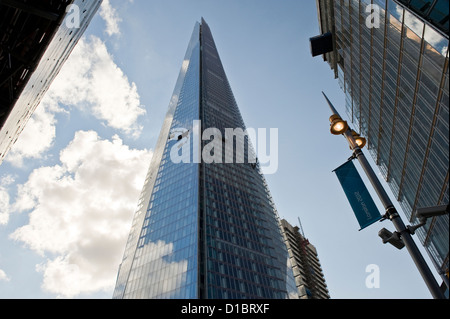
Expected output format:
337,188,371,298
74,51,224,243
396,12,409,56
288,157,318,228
0,186,10,225
0,174,14,225
100,0,122,37
5,34,145,165
46,36,146,138
5,104,58,167
0,269,10,282
0,175,15,187
11,131,152,298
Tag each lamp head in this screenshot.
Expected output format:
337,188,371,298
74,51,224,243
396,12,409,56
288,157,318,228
352,130,367,149
329,115,349,135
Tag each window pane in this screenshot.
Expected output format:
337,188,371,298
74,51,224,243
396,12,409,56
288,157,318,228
424,24,449,56
404,9,425,37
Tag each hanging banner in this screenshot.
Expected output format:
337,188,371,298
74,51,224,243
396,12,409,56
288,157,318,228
334,160,382,230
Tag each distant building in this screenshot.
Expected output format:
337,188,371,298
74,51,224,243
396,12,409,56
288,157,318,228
312,0,449,290
0,0,102,164
281,219,330,299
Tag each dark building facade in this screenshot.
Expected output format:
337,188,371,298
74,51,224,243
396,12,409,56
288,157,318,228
313,0,449,288
0,0,102,164
113,19,298,299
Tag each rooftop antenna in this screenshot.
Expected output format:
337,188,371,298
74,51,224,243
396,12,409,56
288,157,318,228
297,217,306,238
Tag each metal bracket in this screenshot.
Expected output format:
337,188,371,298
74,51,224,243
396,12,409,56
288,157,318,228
348,153,357,162
407,218,427,235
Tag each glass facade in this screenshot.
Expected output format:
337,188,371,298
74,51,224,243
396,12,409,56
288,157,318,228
113,23,201,299
113,19,298,299
319,0,449,283
395,0,449,35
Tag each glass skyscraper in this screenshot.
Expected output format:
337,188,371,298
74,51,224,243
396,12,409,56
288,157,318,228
313,0,448,287
113,19,298,299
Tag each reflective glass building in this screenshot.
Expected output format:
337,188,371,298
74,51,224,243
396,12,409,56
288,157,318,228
0,0,103,164
113,19,298,299
314,0,449,286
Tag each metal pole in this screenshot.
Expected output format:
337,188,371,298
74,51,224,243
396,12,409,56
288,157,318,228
323,93,445,299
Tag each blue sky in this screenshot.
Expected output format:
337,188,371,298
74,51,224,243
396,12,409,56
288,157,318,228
0,0,442,299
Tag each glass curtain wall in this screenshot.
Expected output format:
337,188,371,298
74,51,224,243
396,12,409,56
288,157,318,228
114,20,298,299
199,20,297,299
332,0,449,280
113,23,201,299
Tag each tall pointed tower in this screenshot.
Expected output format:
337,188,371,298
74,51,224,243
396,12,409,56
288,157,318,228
113,19,297,299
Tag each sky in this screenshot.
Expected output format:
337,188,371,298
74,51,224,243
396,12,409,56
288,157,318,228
0,0,443,299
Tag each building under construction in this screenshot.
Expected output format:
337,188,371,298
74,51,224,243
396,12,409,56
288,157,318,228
281,219,330,299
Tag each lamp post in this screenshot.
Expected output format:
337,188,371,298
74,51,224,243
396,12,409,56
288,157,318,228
323,92,445,299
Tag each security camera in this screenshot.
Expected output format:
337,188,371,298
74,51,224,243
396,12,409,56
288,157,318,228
415,205,449,220
406,205,449,235
378,228,405,250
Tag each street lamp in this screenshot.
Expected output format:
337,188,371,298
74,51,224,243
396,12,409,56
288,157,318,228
329,114,367,148
329,114,348,135
322,92,445,299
